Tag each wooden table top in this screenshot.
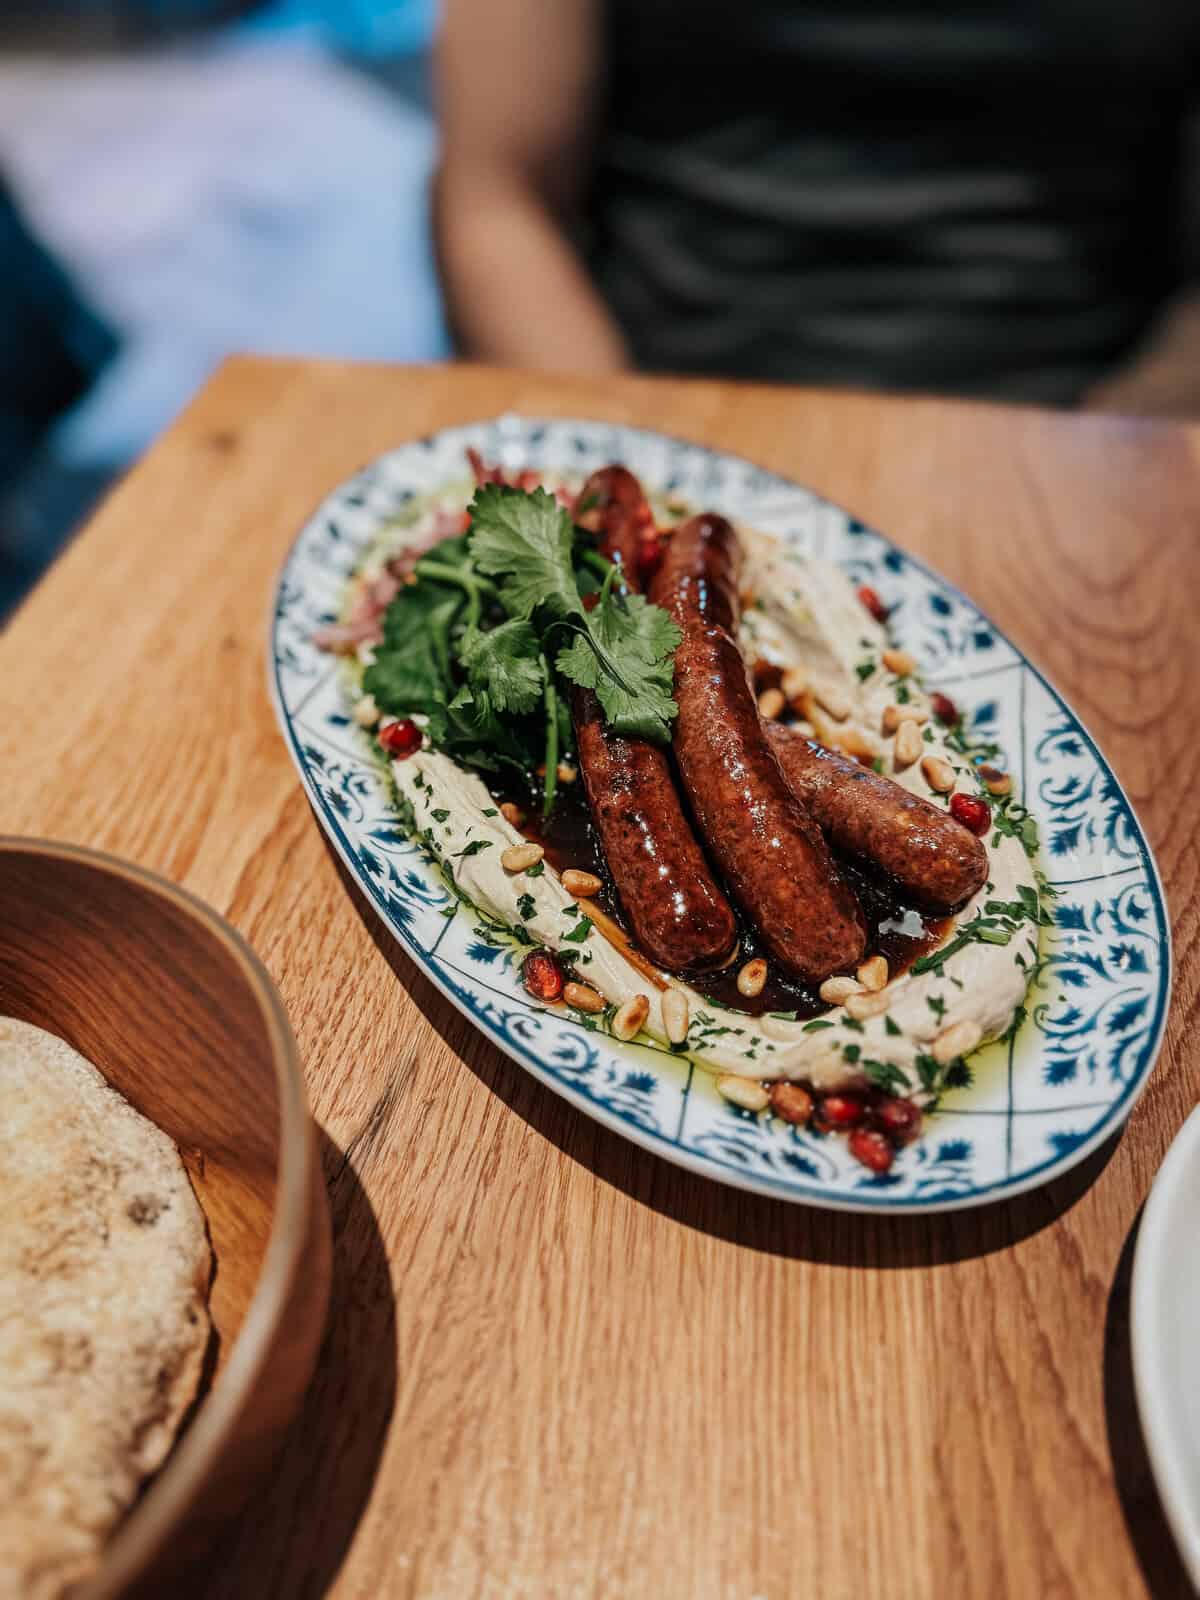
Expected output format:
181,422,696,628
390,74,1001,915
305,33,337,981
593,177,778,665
2,357,1196,1600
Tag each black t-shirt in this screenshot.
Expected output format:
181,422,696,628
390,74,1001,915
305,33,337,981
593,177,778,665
588,0,1200,402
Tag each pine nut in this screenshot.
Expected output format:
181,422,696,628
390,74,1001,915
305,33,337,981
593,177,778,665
781,666,809,700
819,975,863,1005
556,763,578,784
882,647,918,677
736,958,768,998
716,1074,770,1113
352,693,380,728
611,993,650,1041
857,954,889,992
814,683,852,721
758,687,786,721
836,726,877,764
882,703,928,735
500,842,544,873
562,869,603,897
563,981,605,1014
845,989,891,1021
932,1018,984,1066
769,1081,813,1125
921,754,956,793
980,764,1012,796
499,801,526,827
661,988,690,1045
894,720,923,770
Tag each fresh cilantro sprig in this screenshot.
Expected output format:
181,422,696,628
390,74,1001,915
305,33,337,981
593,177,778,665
469,486,681,743
361,482,683,815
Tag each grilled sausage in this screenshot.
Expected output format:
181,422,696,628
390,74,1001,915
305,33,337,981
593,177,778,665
570,471,737,973
768,725,989,912
649,515,867,984
574,466,652,579
573,688,738,971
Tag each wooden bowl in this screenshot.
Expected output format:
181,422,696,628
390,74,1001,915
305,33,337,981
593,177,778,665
0,838,331,1597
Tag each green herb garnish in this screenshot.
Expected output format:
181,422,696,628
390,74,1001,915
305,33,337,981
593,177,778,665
364,486,684,817
453,839,493,859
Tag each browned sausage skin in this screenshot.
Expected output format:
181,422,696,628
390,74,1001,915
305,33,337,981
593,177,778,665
649,515,867,984
573,466,651,580
573,689,739,971
768,726,989,913
570,472,738,973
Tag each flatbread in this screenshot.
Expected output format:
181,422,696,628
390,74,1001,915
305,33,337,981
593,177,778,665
0,1018,212,1600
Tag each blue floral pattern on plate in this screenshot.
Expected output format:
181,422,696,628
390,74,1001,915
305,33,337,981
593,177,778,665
269,416,1171,1213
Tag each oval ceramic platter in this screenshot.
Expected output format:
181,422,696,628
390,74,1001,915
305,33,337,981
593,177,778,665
269,415,1170,1214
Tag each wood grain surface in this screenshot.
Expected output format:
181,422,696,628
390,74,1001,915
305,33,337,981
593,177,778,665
1,358,1196,1600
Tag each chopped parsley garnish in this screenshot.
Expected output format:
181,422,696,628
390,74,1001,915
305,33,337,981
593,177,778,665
863,1058,909,1094
915,1053,941,1093
453,839,493,859
990,795,1041,858
431,808,450,823
561,915,594,944
883,1015,902,1036
855,658,876,681
525,859,545,878
801,1018,835,1032
911,913,1015,976
517,892,537,921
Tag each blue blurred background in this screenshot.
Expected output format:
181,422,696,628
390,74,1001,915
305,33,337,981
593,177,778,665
0,0,446,614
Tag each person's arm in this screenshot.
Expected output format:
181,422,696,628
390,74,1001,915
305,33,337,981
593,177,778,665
434,0,630,373
1082,289,1200,417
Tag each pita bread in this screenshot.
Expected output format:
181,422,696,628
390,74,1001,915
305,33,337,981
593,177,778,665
0,1018,212,1600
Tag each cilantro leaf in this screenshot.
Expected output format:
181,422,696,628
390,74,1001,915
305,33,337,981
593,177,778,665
426,683,535,775
468,485,579,620
555,590,681,742
363,584,461,715
459,620,544,714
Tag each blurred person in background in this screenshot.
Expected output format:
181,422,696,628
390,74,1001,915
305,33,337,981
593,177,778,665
0,0,444,615
436,0,1200,415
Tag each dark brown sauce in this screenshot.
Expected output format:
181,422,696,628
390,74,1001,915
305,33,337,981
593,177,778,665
506,779,949,1019
689,855,949,1019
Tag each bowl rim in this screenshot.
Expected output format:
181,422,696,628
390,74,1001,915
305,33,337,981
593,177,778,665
0,836,319,1598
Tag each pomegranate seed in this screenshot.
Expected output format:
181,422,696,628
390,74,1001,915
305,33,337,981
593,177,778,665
817,1093,866,1129
876,1097,922,1142
850,1126,895,1174
949,792,992,836
930,691,959,726
378,718,422,758
769,1082,814,1126
522,949,565,1003
857,585,889,623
